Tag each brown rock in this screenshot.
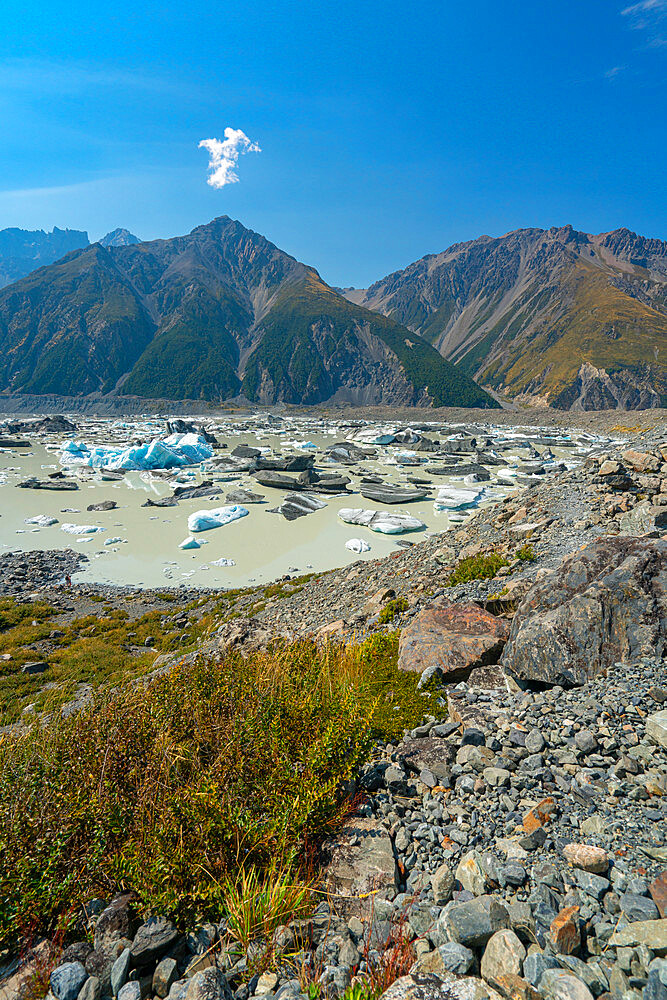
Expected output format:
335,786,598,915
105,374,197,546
563,843,609,874
522,797,556,834
490,975,541,1000
549,906,581,955
622,449,660,473
649,871,667,918
399,602,510,681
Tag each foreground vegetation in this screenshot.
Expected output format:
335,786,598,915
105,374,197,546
0,632,429,949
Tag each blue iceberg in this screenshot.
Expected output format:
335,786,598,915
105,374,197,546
60,433,214,471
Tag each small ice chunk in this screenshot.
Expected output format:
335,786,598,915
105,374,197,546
179,535,201,550
338,509,424,534
188,505,249,532
61,523,104,535
25,515,58,527
104,537,123,545
210,557,236,567
345,538,371,553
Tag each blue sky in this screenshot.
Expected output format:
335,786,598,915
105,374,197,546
1,0,666,286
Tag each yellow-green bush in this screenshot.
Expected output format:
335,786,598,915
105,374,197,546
0,633,427,947
447,552,509,586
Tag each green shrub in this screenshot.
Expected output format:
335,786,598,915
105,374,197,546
378,597,409,624
0,632,426,947
447,552,509,586
516,544,536,562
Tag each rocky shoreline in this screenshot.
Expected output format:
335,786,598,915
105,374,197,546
1,424,667,1000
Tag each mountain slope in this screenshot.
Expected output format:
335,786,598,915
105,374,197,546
0,217,495,408
344,225,667,409
0,227,89,289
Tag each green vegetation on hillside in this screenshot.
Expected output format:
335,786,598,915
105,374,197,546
243,273,497,407
0,632,429,947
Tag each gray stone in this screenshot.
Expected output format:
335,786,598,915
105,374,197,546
325,817,398,917
610,919,667,950
647,711,667,749
117,984,141,1000
153,958,179,998
380,973,502,1000
439,895,509,948
50,963,88,1000
525,729,546,753
575,730,597,753
556,957,608,997
524,953,561,987
77,977,101,1000
480,929,526,982
456,852,488,896
184,968,233,1000
643,959,667,1000
431,862,454,905
94,895,137,956
620,893,660,922
110,948,131,997
539,969,594,1000
130,916,181,966
433,942,475,975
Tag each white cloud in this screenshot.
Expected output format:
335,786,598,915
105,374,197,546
605,65,626,78
621,0,667,26
198,128,261,189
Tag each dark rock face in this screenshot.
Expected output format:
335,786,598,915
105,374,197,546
255,454,314,472
399,603,511,682
502,537,667,687
359,484,430,504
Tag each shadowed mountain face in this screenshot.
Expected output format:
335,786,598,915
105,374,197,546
0,217,495,407
0,227,89,289
343,225,667,409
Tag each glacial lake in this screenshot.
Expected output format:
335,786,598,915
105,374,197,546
0,415,610,590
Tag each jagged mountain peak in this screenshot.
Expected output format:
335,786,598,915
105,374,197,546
99,228,140,248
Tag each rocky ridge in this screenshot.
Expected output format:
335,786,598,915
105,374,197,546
3,427,667,1000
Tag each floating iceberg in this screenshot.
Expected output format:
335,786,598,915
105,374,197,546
60,433,213,471
433,486,486,511
338,509,424,534
61,523,104,535
179,535,201,550
105,537,123,545
210,557,236,567
187,505,249,533
345,538,371,553
25,515,58,527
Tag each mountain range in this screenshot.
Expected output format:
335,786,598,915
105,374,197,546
0,218,664,409
343,225,667,409
0,217,491,408
0,227,140,289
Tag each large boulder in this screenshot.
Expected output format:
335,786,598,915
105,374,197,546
399,603,510,683
501,537,667,687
